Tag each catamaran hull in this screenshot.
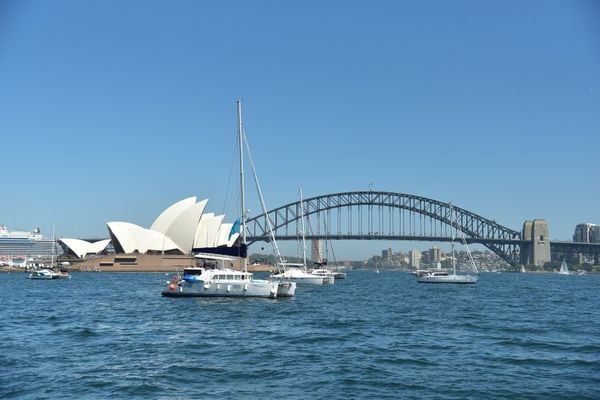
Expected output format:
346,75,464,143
417,275,478,284
161,280,293,299
276,282,296,297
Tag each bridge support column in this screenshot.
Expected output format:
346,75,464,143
520,220,551,267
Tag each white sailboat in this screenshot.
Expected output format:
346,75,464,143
520,265,526,273
309,220,346,280
416,204,479,284
161,101,295,298
270,189,333,285
558,260,570,275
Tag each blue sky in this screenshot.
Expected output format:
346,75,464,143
1,0,598,259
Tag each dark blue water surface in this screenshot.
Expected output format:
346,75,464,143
1,271,599,399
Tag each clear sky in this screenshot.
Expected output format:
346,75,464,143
1,0,598,259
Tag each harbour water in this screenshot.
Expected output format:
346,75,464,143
1,271,598,399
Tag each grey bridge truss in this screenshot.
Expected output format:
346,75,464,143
246,191,524,265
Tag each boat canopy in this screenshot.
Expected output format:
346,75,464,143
194,253,238,261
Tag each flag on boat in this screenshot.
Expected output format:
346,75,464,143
228,218,241,240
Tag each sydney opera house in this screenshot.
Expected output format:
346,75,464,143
59,197,243,271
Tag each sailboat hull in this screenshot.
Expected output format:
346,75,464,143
270,275,325,285
417,274,479,284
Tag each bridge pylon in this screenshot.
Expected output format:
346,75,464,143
520,219,551,267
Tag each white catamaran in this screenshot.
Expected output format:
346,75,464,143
416,204,479,284
161,101,295,298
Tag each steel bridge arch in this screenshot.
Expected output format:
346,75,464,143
246,191,523,265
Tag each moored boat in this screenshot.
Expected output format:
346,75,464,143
162,254,295,298
416,204,479,285
161,101,296,299
558,260,570,275
308,268,336,284
271,263,328,285
28,269,54,280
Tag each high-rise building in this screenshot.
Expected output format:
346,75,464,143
409,249,421,268
429,247,441,264
573,223,597,243
593,225,600,243
381,249,388,259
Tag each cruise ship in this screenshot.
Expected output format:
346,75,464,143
0,225,59,259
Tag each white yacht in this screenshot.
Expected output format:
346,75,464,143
416,269,478,284
162,254,295,298
269,189,332,286
308,267,336,284
28,269,54,280
28,268,71,280
271,263,329,285
27,225,71,280
162,100,295,299
416,204,479,284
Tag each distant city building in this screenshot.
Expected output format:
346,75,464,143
573,223,597,243
381,249,389,259
429,247,441,264
409,249,421,268
312,239,323,262
521,219,551,267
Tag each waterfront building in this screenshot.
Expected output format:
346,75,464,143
105,197,240,256
58,238,112,259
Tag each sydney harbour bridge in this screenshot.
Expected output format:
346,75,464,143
246,191,600,266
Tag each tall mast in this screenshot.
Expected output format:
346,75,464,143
51,223,56,268
300,188,307,269
237,100,247,273
450,205,456,276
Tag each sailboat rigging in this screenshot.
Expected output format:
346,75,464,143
161,101,295,298
415,204,479,284
269,189,332,285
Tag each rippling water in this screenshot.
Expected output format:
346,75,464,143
1,271,598,399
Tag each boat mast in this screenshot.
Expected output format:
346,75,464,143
237,100,247,273
51,223,56,268
300,188,307,269
450,205,456,276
